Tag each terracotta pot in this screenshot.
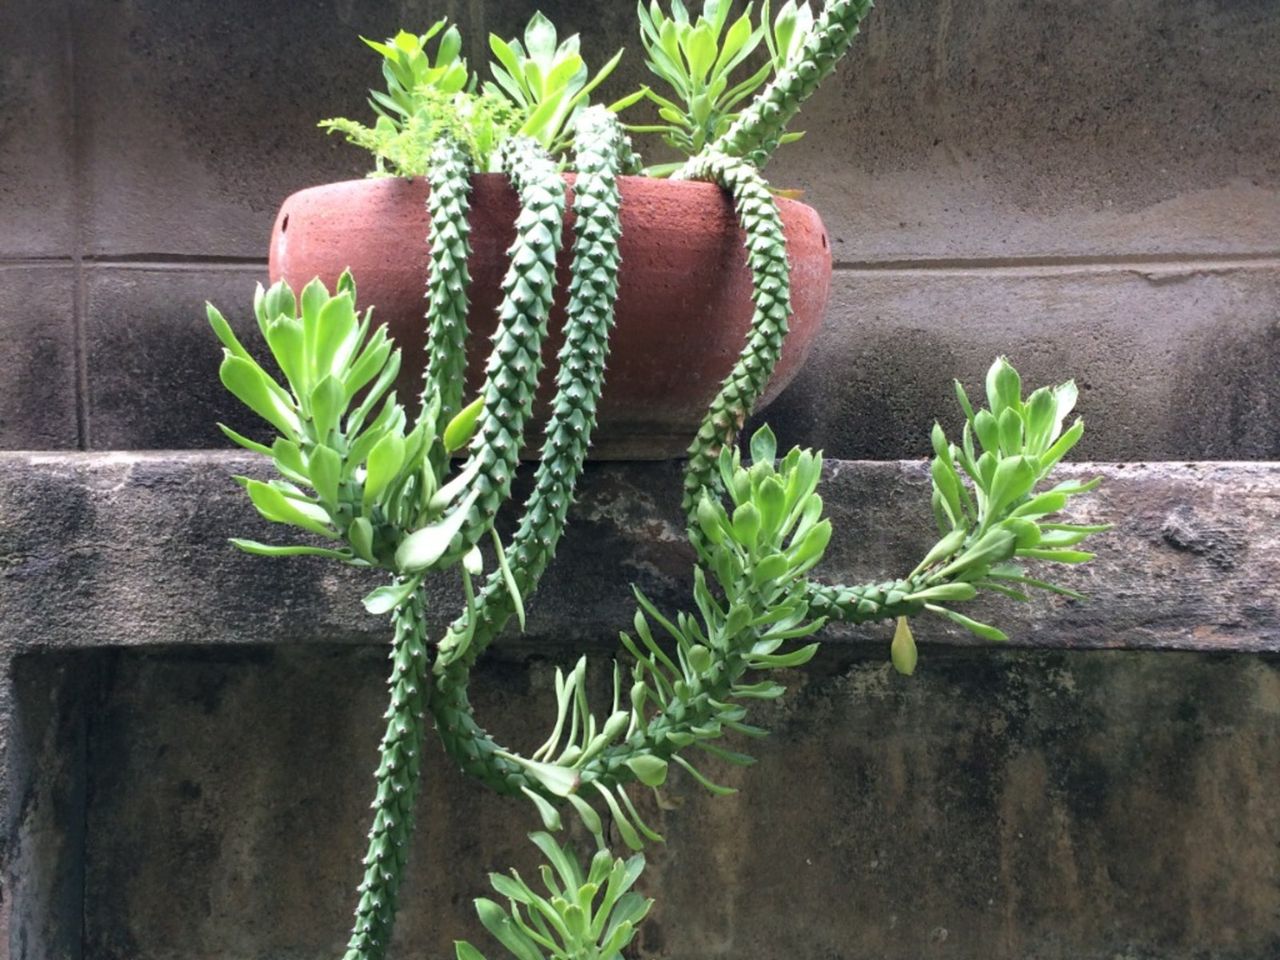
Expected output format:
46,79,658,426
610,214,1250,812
269,175,831,459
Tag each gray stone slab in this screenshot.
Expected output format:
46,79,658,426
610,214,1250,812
83,265,270,449
0,0,75,258
757,261,1280,461
0,265,79,450
774,0,1280,262
1,453,1277,656
67,643,1280,960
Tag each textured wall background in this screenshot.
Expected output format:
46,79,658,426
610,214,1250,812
0,0,1276,457
2,2,1279,959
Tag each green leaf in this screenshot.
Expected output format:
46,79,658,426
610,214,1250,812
593,783,644,852
307,444,342,507
444,394,485,452
925,603,1008,642
228,539,350,561
624,754,669,787
361,575,422,615
312,292,360,381
497,753,580,798
1016,548,1095,564
474,899,543,960
673,755,737,796
492,528,527,631
219,355,301,438
395,488,480,572
217,423,271,456
242,479,336,538
567,794,603,836
973,409,1000,456
455,941,488,960
787,518,832,571
749,423,777,464
987,455,1038,519
521,786,563,832
263,316,307,395
364,429,407,508
904,582,978,604
986,356,1022,416
890,616,917,676
348,516,376,563
206,304,252,362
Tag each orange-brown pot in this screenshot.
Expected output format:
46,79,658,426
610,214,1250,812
269,175,831,459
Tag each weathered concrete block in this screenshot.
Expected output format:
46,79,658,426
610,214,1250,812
783,0,1280,262
758,263,1280,461
84,265,272,449
2,454,1279,958
0,454,1277,656
32,644,1280,960
0,266,79,450
0,0,75,258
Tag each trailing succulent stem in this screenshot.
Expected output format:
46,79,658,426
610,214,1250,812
422,137,475,427
698,0,876,169
213,7,1112,960
345,589,431,960
676,150,792,540
434,107,630,673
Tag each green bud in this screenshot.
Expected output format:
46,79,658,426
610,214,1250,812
443,394,485,453
891,616,917,676
686,644,713,675
732,502,761,546
626,754,669,787
697,495,727,544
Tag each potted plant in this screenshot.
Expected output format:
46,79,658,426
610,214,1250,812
208,2,1106,958
269,2,841,458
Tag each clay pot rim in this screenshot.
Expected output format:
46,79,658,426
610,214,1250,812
278,173,820,216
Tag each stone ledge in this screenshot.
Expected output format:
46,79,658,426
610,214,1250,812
1,453,1277,654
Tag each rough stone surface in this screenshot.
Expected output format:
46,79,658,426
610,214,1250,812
69,0,653,259
24,643,1278,960
2,456,1279,957
784,0,1280,262
0,266,79,450
0,0,75,258
756,262,1280,461
1,454,1277,659
83,265,271,449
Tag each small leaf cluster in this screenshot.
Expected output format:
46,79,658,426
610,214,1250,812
630,0,812,169
363,24,472,118
209,275,489,610
485,13,634,156
478,427,832,846
457,833,651,960
321,86,524,177
322,14,629,174
908,357,1108,642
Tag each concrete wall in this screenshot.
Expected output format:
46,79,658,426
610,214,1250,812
1,2,1279,959
0,0,1276,457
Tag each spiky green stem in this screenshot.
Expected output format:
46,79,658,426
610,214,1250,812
421,137,474,426
436,109,629,670
447,137,566,558
428,147,802,803
677,152,792,537
430,110,630,778
344,588,430,960
696,0,876,169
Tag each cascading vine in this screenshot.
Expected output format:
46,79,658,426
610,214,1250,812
345,589,430,960
686,0,876,171
213,7,1110,960
421,138,475,426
